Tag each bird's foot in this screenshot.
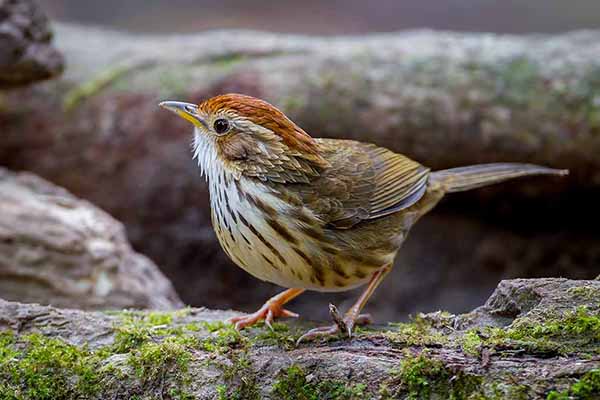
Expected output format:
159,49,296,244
296,304,372,344
228,299,299,330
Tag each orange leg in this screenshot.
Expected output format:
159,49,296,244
297,264,391,343
228,288,305,330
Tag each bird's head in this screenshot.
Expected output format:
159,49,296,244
160,93,328,183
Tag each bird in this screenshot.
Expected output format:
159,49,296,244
159,93,568,342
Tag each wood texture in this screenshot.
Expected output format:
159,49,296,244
0,278,598,398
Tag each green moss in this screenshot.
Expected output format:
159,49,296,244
199,321,261,399
129,335,196,379
0,311,203,399
567,286,600,301
384,318,448,348
272,364,367,400
546,369,600,400
199,321,246,353
126,335,196,397
460,330,484,357
0,331,103,399
505,306,599,354
468,306,600,356
511,306,600,340
385,351,483,400
217,353,261,400
251,322,300,349
111,309,195,353
487,383,529,400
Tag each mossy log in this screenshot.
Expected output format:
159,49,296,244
0,278,598,399
0,167,182,310
1,25,599,317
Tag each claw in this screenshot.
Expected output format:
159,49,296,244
328,304,349,337
265,309,274,330
227,303,299,331
296,307,374,344
296,324,341,345
280,309,299,318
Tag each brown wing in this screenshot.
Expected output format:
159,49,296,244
292,139,430,229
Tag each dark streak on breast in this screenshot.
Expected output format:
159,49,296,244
293,246,325,286
354,269,368,279
266,217,298,245
345,252,384,269
247,194,277,217
330,259,350,279
238,212,287,265
261,254,279,270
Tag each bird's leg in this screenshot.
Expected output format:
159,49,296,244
228,288,305,330
297,265,391,343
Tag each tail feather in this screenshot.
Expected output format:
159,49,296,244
430,163,568,193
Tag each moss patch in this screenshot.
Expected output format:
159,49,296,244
272,364,367,400
215,353,260,400
567,286,600,301
384,314,449,348
198,321,260,399
127,335,197,395
0,310,203,399
460,329,484,357
383,350,483,400
481,306,600,356
0,331,103,400
251,322,301,350
199,320,246,353
546,369,600,400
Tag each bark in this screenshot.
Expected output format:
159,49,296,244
0,0,64,88
0,167,183,310
0,25,598,316
0,278,598,399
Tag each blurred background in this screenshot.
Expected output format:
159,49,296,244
1,0,599,322
42,0,600,34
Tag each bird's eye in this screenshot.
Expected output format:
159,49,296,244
213,118,230,134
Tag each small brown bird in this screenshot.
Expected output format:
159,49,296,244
160,94,567,341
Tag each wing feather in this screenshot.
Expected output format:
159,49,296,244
291,139,430,229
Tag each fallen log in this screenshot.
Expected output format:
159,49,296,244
0,278,598,399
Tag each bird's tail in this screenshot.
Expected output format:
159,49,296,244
429,163,568,193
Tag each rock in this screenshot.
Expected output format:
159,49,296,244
0,25,597,316
0,0,64,88
0,167,182,310
0,278,598,399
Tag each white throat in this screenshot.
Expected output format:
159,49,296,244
192,128,220,182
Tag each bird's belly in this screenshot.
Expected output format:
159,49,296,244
209,178,392,292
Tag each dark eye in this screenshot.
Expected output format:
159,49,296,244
213,118,229,134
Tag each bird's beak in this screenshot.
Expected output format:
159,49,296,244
159,100,207,128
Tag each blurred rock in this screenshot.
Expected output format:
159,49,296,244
0,0,64,88
0,167,183,310
0,25,598,317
